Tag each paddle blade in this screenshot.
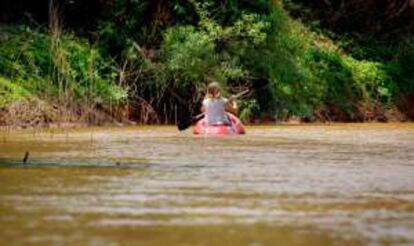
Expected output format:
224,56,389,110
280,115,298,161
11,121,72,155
177,114,204,131
177,119,193,131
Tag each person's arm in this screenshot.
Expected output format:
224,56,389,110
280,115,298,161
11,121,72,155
225,98,238,114
201,98,207,112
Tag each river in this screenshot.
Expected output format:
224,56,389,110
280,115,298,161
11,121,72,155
0,124,413,245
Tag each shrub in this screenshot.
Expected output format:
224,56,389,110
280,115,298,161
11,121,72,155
0,25,127,107
0,77,31,108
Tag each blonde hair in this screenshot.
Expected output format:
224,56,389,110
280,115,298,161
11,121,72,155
205,82,222,99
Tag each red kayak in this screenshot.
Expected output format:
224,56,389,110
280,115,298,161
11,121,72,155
193,113,246,136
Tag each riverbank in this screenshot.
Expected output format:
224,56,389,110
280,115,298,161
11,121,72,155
1,2,413,126
0,108,412,131
0,99,133,130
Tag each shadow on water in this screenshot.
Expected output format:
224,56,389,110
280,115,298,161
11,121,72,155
0,157,155,170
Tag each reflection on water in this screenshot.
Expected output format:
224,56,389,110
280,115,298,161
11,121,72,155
0,124,413,245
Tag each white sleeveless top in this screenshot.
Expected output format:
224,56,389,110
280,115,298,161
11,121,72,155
202,97,230,125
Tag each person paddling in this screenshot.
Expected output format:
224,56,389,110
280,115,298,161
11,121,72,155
176,82,247,131
201,82,237,126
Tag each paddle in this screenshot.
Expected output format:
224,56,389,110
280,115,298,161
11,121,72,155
177,89,250,131
177,113,205,131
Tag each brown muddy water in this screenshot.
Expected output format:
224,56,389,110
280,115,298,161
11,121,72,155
0,124,413,246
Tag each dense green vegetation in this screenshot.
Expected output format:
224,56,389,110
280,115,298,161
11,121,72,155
0,0,413,126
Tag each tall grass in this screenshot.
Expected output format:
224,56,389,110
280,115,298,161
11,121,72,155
0,1,127,126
